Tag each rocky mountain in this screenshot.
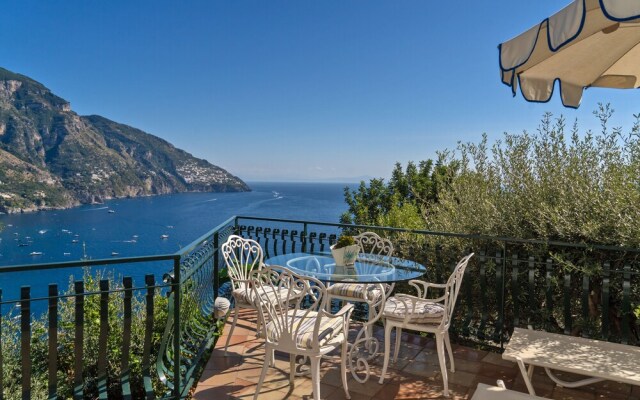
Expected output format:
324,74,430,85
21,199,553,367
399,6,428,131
0,67,249,213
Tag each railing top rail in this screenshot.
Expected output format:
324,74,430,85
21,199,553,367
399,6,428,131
174,216,236,257
236,215,640,254
0,253,179,274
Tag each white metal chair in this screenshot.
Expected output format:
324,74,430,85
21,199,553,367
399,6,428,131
220,235,266,354
251,266,354,400
378,253,474,398
326,232,394,343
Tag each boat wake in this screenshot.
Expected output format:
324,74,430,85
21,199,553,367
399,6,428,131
85,206,109,211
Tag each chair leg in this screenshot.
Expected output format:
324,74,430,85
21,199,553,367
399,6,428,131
310,355,321,400
341,341,351,399
378,322,394,384
393,327,402,363
254,346,271,400
290,354,296,384
436,333,449,398
445,331,455,372
224,304,239,355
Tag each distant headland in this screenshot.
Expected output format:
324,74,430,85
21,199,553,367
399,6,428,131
0,67,249,214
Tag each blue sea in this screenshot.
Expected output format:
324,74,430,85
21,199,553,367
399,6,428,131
0,182,353,302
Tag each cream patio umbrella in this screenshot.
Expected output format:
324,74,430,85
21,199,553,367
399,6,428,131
499,0,640,108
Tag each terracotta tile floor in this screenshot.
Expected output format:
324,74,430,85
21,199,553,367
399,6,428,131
193,309,639,399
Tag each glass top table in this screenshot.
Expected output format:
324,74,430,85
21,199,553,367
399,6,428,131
264,252,426,284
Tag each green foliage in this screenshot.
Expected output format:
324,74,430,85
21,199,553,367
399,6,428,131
334,234,356,249
340,159,457,228
430,105,640,247
340,105,640,341
0,269,169,399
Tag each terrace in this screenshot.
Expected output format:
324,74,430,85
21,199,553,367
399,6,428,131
1,216,639,399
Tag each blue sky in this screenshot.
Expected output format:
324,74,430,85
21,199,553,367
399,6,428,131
1,1,638,182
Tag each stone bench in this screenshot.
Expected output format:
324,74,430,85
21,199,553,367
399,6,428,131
502,327,640,396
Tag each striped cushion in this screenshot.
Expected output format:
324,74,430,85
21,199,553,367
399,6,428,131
327,283,383,301
232,283,300,306
383,296,445,323
266,310,344,349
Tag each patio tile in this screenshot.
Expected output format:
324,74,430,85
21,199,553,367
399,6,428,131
442,370,477,389
552,386,597,400
198,369,238,386
451,346,488,362
204,354,245,371
449,358,483,374
479,351,514,368
196,313,621,400
401,360,441,379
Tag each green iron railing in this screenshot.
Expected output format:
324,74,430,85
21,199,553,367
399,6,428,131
234,216,640,348
1,214,638,398
0,216,237,399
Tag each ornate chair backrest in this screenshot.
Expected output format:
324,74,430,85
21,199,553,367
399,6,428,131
221,235,264,290
251,266,327,352
354,232,394,258
441,253,474,328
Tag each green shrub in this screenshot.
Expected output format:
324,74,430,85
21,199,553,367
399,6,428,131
1,269,169,399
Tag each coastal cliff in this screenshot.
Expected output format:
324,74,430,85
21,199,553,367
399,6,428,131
0,67,249,213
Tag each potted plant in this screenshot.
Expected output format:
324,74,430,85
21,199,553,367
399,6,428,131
330,234,360,266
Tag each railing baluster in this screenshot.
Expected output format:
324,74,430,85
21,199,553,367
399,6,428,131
281,229,288,255
494,250,504,344
601,262,610,340
263,228,271,259
121,277,133,399
563,270,571,335
98,280,109,399
581,274,589,338
290,230,298,253
319,233,327,252
21,286,31,400
309,232,317,253
621,264,631,345
272,229,280,256
172,257,182,399
143,275,156,399
48,285,58,400
0,289,3,400
527,256,536,327
73,281,84,400
213,232,220,299
478,251,488,340
511,254,520,328
462,257,473,336
545,259,553,331
302,222,308,253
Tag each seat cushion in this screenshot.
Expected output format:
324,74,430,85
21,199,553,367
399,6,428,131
383,296,445,323
265,309,344,349
327,282,383,301
232,283,300,306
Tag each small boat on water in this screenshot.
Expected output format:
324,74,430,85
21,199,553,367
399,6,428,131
63,252,71,256
18,243,29,247
29,251,43,256
161,234,169,239
72,239,79,243
38,229,47,234
108,210,115,213
132,234,139,238
111,252,119,256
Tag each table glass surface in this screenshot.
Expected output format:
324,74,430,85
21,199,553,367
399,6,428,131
264,252,426,284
